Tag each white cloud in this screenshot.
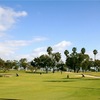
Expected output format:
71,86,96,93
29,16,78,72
14,11,27,17
0,6,27,31
32,47,47,57
0,36,48,60
33,36,48,42
13,47,47,61
4,40,32,47
0,36,47,47
53,41,72,52
0,44,16,60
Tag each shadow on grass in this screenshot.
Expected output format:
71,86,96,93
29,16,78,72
45,80,74,82
44,78,79,82
0,98,21,100
26,71,46,74
45,77,100,83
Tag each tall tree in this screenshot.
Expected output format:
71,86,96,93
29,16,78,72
81,48,86,55
93,49,98,61
71,47,77,72
55,52,61,63
72,47,77,54
64,50,69,58
47,46,53,56
39,54,52,73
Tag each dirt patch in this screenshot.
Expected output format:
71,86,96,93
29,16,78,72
0,74,13,77
77,74,100,78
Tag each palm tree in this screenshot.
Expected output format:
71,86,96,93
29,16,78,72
72,47,77,52
55,52,61,63
81,48,86,55
72,47,77,55
64,50,69,58
71,47,77,72
93,49,98,61
47,46,53,56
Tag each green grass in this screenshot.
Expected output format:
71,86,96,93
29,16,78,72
0,71,100,100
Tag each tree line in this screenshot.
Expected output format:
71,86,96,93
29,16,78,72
0,47,100,73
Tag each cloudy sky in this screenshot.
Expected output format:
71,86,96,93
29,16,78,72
0,0,100,61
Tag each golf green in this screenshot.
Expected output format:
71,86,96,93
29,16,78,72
0,71,100,100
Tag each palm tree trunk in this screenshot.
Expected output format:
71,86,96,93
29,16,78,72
94,55,96,61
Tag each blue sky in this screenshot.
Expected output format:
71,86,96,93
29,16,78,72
0,0,100,61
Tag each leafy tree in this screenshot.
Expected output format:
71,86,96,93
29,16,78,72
31,60,37,71
54,52,62,72
12,60,19,70
94,60,100,71
81,59,89,72
0,58,5,71
4,60,13,72
65,47,90,72
19,58,28,70
33,54,52,73
33,57,40,68
32,57,40,72
55,52,61,63
39,54,52,73
57,60,65,73
88,60,94,70
47,47,57,73
77,50,89,72
66,55,77,72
